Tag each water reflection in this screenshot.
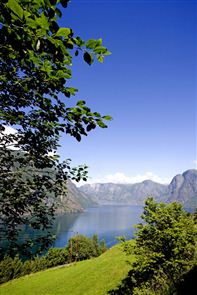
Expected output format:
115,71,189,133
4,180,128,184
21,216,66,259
53,205,143,248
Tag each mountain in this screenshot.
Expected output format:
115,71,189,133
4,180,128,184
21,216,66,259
56,180,97,213
166,169,197,208
80,181,168,205
79,169,197,208
0,149,97,213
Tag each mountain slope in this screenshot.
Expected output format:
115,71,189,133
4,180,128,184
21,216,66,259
80,169,197,208
80,181,168,205
53,180,97,213
1,150,97,213
166,169,197,208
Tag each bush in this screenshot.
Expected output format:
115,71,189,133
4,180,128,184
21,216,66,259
45,248,68,267
99,239,107,254
0,255,23,284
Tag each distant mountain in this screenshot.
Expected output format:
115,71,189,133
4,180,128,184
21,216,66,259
56,180,97,213
80,181,168,205
166,170,197,208
79,170,197,208
0,149,97,213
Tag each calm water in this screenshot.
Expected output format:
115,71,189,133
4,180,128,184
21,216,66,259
52,205,143,248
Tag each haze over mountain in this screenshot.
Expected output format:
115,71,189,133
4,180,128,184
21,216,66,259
79,170,197,208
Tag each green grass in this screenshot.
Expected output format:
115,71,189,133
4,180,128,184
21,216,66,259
0,242,135,295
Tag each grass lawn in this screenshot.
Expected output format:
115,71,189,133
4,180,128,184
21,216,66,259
0,242,135,295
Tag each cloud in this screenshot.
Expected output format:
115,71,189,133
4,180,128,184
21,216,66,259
101,172,170,184
2,125,17,135
77,171,171,186
0,125,19,150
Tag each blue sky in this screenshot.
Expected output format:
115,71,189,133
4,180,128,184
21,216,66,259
58,0,196,184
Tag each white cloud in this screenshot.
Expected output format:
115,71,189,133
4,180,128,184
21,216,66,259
2,125,17,135
193,160,197,168
77,171,171,186
0,125,19,150
102,172,170,184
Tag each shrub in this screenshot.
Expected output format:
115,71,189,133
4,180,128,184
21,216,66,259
0,255,23,284
45,248,68,267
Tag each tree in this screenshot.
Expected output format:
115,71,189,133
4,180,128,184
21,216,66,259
124,198,197,295
0,0,111,258
67,234,98,262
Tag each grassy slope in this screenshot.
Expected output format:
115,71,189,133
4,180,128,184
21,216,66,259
0,243,135,295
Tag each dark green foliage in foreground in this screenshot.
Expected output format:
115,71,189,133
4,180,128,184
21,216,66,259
0,0,111,258
109,198,197,295
0,234,106,284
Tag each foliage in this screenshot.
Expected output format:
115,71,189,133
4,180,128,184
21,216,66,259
0,244,134,295
0,256,22,284
67,234,107,262
99,239,107,253
121,198,197,295
0,0,111,258
0,254,45,284
45,247,68,267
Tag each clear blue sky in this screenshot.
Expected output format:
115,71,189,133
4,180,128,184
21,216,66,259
58,0,196,184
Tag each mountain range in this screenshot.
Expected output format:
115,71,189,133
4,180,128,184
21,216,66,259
79,169,197,209
4,154,196,212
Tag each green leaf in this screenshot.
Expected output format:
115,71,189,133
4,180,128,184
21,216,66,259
83,52,94,65
104,50,112,56
56,70,66,78
7,0,24,20
94,46,108,54
23,10,31,19
86,38,102,49
102,115,112,121
97,120,107,128
93,112,101,118
56,28,71,38
66,87,78,95
26,17,38,29
36,13,49,30
73,36,85,47
76,100,86,107
86,39,97,49
97,55,104,63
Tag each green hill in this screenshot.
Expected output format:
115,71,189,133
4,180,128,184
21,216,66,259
0,243,135,295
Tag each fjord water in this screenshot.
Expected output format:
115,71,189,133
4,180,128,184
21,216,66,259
52,205,143,248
